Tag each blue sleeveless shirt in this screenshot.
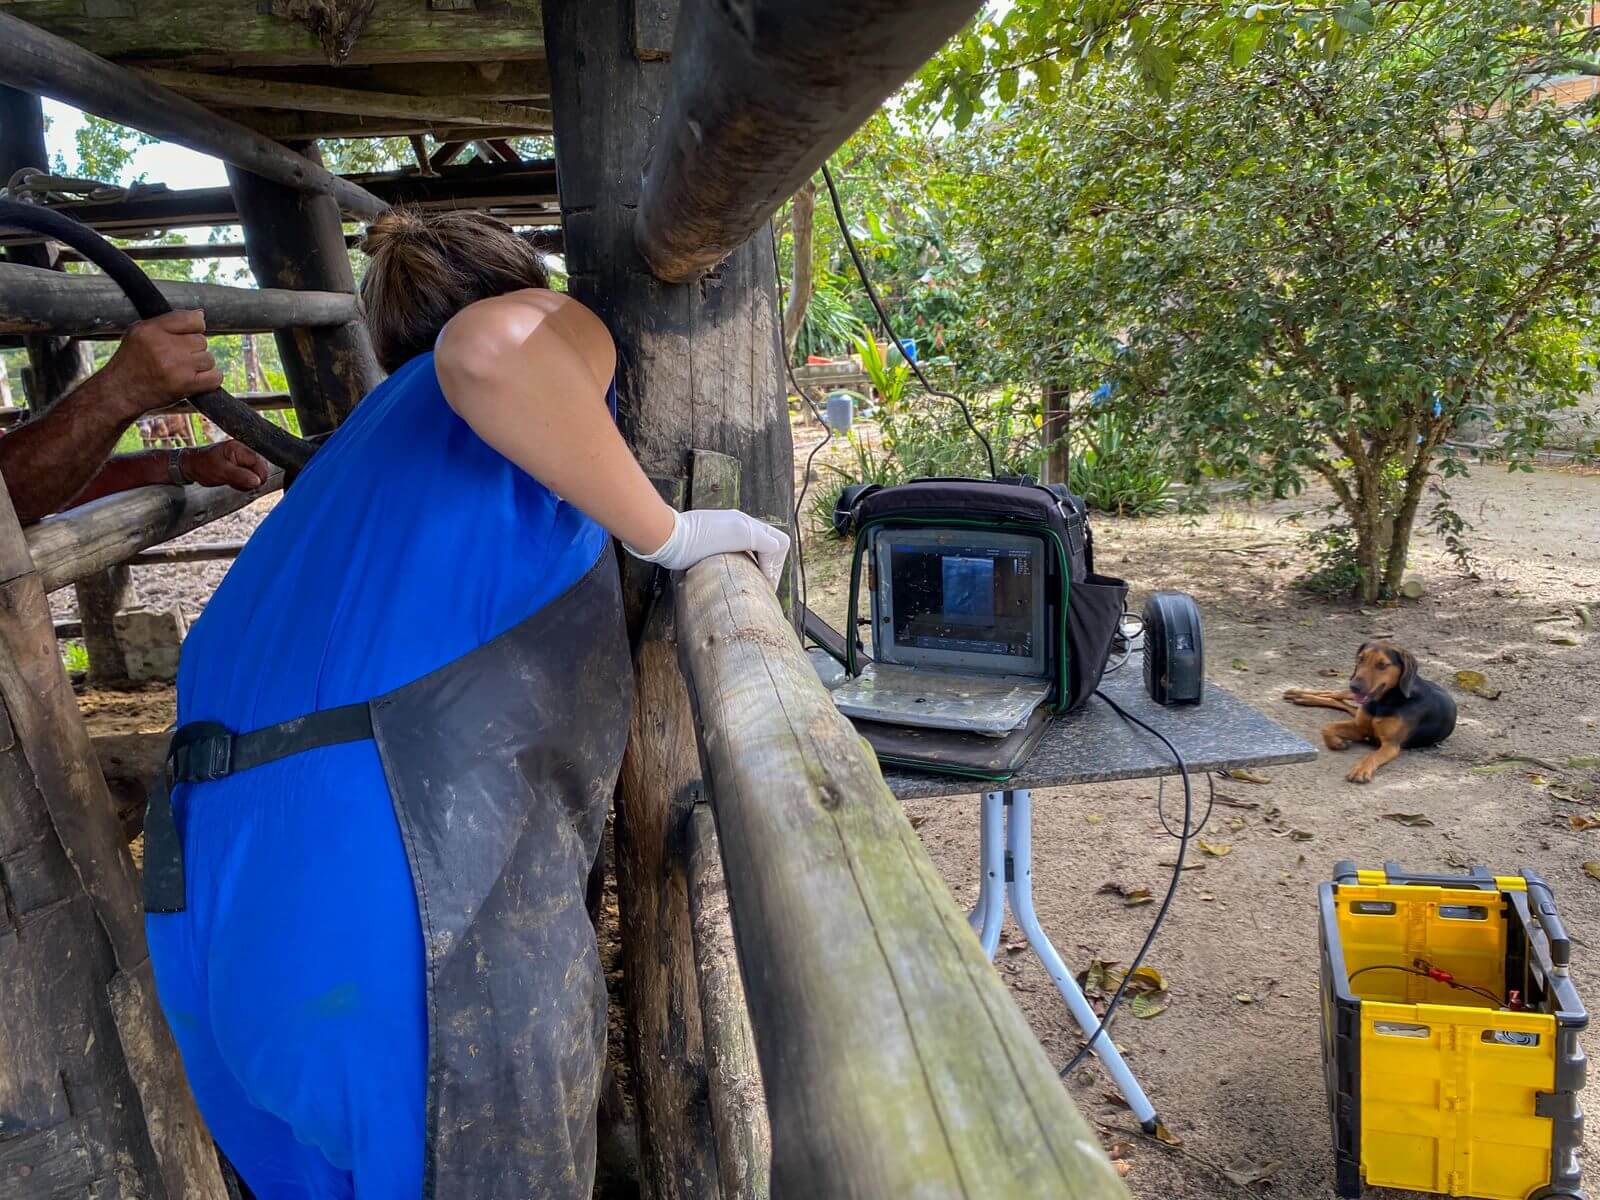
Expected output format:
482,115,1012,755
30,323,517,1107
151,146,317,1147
147,352,612,1195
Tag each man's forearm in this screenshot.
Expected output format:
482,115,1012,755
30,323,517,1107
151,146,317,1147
0,371,143,524
63,451,174,511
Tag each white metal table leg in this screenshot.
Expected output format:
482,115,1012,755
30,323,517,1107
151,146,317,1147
1003,789,1160,1129
967,791,1006,959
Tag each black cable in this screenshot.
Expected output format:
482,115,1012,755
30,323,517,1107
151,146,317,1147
770,219,835,620
1062,688,1195,1076
817,164,998,480
1347,963,1504,1008
1156,772,1215,842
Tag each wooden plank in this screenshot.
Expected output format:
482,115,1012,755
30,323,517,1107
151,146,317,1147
246,57,551,101
218,110,551,140
228,142,379,436
0,0,546,69
674,550,1130,1197
544,4,797,1192
0,10,385,217
635,0,982,281
25,471,283,595
0,262,359,336
632,0,676,61
686,804,769,1200
1,159,560,241
141,66,551,129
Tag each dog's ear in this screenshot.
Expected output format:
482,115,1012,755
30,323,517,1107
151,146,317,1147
1393,648,1419,698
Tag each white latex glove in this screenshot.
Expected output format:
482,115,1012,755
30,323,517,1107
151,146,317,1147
626,508,791,590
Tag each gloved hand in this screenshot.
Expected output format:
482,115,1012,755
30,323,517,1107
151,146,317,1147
626,508,791,590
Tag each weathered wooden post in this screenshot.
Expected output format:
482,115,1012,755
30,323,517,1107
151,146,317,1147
0,460,227,1195
543,2,795,1194
0,86,136,685
228,142,382,434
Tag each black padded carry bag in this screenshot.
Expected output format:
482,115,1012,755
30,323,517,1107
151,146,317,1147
841,478,1127,713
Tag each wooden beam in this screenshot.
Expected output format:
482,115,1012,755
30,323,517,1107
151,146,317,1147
635,0,983,281
0,262,359,337
228,142,380,436
544,2,796,1193
0,10,386,218
25,472,283,595
675,550,1129,1197
140,66,553,130
1,160,560,241
430,141,469,170
687,803,769,1200
6,0,546,70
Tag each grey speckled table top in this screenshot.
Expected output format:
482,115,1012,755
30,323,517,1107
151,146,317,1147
880,667,1317,802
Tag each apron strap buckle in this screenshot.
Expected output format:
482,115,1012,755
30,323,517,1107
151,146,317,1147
169,722,235,783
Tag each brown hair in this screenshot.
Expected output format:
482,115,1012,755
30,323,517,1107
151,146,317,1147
358,207,550,373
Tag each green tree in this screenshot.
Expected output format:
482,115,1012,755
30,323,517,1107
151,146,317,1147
949,0,1600,601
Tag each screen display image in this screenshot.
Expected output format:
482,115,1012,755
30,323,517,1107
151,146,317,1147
882,536,1040,665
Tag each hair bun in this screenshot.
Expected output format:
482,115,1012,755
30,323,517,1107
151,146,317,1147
360,207,426,257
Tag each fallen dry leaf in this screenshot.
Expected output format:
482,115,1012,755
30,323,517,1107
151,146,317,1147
1381,812,1435,828
1085,813,1105,825
1150,1123,1184,1148
1234,992,1255,1004
1551,636,1580,647
1198,839,1232,857
1569,755,1600,769
1453,669,1502,701
1199,891,1216,902
1584,862,1600,882
1569,815,1600,832
1098,882,1154,907
1231,658,1250,672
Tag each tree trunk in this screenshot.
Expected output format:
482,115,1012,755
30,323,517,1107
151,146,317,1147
1041,382,1069,486
780,179,815,364
1382,439,1436,598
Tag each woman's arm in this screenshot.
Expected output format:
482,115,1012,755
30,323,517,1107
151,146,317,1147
435,290,789,586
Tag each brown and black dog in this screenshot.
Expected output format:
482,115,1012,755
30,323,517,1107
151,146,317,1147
1284,640,1457,783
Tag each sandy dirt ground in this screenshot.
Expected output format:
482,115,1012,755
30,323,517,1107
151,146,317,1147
793,416,1600,1199
70,427,1598,1199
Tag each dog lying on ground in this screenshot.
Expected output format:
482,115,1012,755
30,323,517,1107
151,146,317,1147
1284,639,1457,783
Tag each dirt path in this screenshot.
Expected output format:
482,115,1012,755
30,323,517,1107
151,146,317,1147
794,421,1600,1198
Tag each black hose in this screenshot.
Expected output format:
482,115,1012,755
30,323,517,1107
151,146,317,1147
0,198,316,474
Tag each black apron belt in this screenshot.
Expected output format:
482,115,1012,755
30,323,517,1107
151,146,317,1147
143,702,376,914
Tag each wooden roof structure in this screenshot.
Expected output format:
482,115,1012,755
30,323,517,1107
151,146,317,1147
0,3,1130,1198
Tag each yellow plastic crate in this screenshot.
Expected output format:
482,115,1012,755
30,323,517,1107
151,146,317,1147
1319,862,1586,1199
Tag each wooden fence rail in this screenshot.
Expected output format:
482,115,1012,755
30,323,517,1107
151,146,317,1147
26,473,281,594
0,263,358,337
674,551,1129,1198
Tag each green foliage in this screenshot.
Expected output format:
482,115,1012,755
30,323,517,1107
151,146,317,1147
914,0,1390,122
854,333,911,410
1298,521,1366,599
794,271,870,360
942,0,1600,600
53,115,155,181
60,642,89,675
1067,413,1175,516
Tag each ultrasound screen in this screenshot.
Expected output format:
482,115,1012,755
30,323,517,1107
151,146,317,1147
888,541,1037,659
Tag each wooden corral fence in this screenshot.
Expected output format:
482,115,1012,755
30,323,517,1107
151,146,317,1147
0,2,1130,1197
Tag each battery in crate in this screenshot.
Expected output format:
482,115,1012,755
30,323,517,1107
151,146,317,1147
1319,861,1587,1200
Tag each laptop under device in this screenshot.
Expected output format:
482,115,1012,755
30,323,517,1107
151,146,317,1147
830,527,1052,738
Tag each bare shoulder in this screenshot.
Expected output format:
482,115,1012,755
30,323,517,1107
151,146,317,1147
436,290,613,385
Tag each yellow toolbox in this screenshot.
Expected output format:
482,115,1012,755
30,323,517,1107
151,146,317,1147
1319,861,1587,1199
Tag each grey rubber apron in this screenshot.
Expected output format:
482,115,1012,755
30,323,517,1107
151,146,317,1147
144,551,633,1198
